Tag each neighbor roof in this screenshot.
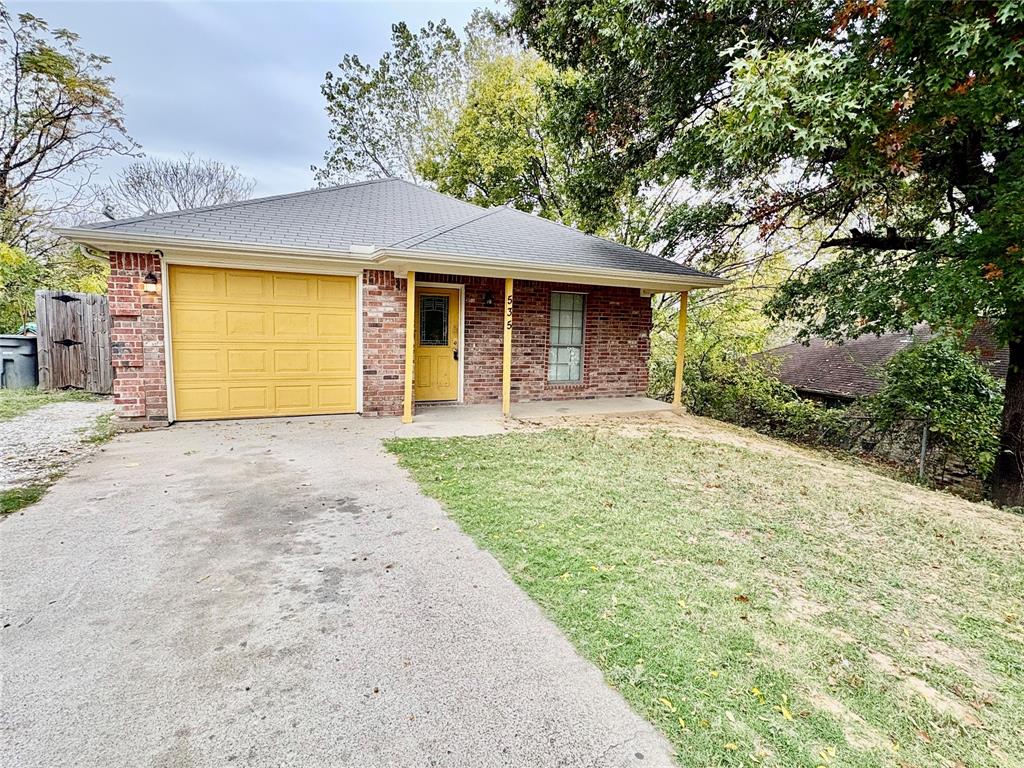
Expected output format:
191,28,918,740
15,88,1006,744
62,178,721,284
760,323,1007,400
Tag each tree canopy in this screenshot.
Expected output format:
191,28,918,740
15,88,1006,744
511,0,1024,504
0,8,136,249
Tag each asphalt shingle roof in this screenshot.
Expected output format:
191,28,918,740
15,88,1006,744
76,178,715,281
761,323,1007,399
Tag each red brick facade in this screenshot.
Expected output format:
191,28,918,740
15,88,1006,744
104,257,652,422
361,271,652,416
108,252,167,424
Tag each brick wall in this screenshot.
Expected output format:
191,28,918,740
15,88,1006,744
361,271,652,414
104,263,651,423
108,252,167,424
510,279,651,401
362,270,407,416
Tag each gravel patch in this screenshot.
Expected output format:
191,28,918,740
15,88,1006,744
0,399,113,491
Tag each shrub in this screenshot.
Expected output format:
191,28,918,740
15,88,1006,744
866,336,1004,477
685,358,849,445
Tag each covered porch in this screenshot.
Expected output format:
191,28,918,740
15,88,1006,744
395,270,692,424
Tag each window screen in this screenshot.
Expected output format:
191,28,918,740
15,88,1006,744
419,295,449,346
549,292,584,382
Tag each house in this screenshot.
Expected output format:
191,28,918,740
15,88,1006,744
760,323,1007,405
57,179,725,424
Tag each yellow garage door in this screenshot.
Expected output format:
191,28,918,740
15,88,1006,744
169,265,357,421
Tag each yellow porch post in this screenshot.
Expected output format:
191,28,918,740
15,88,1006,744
402,271,417,423
672,290,689,409
502,277,514,417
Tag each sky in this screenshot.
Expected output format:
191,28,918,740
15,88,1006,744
12,1,495,200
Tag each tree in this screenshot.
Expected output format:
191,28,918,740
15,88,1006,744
0,7,136,249
0,241,104,332
512,0,1024,505
316,12,511,184
417,53,573,219
102,154,256,218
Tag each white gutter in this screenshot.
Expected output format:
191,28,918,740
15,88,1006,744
53,227,730,292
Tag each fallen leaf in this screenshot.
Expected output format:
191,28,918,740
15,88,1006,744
724,743,738,751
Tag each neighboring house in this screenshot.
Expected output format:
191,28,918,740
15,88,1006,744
57,179,725,424
760,323,1007,405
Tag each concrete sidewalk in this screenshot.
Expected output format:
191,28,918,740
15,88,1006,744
1,415,675,767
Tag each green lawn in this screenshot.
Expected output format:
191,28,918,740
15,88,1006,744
388,421,1024,768
0,388,99,421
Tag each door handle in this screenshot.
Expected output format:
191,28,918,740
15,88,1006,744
453,348,459,361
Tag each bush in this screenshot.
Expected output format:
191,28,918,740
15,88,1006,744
684,359,849,445
866,336,1004,477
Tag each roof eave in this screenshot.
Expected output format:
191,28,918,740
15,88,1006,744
53,228,730,292
374,247,730,292
52,227,373,266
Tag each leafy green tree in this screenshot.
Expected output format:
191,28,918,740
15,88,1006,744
1,8,136,249
511,0,1024,505
316,12,512,183
0,241,106,333
868,337,1004,477
417,54,571,219
0,242,42,331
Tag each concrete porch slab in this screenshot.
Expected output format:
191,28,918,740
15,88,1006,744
393,397,672,439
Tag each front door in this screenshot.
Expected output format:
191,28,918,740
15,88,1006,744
414,287,460,402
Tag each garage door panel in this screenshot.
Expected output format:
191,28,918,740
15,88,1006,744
273,311,314,337
317,349,355,374
227,386,269,412
226,310,268,338
174,307,224,336
224,271,269,299
174,386,224,417
317,277,355,303
176,348,222,376
170,265,358,420
171,267,221,298
316,312,356,338
274,274,316,300
318,383,356,409
227,349,268,374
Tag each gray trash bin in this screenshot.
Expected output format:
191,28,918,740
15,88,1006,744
0,335,39,389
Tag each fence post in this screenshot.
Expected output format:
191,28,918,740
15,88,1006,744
918,418,929,481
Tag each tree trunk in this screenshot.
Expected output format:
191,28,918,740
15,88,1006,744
990,337,1024,507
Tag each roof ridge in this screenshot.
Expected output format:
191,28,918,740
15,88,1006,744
390,206,504,250
81,177,396,230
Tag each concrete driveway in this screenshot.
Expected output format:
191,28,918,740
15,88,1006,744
1,415,674,768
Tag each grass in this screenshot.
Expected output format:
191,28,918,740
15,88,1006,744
388,421,1024,768
1,485,47,516
82,412,117,444
0,388,100,421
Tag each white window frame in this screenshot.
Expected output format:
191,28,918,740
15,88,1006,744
548,291,586,383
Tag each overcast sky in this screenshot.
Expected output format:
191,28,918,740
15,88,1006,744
12,1,494,201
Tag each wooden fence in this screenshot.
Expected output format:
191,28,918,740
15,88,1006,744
35,290,113,393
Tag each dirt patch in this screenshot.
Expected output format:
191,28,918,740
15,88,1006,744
867,650,983,727
917,637,1000,691
804,688,890,753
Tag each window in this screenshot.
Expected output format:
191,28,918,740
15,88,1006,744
549,292,584,382
419,295,449,346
